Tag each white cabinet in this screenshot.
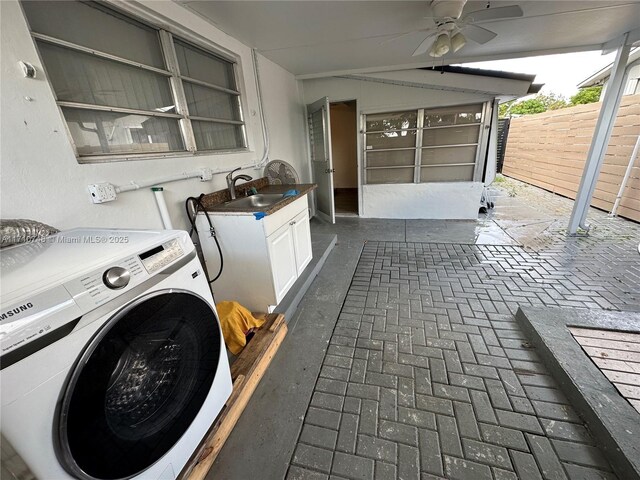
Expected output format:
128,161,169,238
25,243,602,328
291,209,312,276
267,222,298,301
196,195,313,313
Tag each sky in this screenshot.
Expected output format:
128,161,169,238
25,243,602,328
459,50,618,99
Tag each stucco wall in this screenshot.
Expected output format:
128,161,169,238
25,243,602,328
0,0,308,231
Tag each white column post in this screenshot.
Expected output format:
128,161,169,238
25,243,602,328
568,33,631,234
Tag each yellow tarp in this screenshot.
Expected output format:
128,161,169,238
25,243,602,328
216,301,265,355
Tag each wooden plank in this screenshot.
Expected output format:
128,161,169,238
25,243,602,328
570,327,640,344
630,399,640,414
593,357,640,374
601,369,640,386
572,335,640,352
584,346,640,363
179,313,287,480
615,383,640,400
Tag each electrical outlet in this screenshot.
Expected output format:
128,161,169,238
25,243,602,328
88,183,117,203
199,168,213,181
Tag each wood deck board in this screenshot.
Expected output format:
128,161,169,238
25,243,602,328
571,327,640,414
570,327,640,344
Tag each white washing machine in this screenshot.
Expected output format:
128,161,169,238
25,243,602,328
0,228,232,480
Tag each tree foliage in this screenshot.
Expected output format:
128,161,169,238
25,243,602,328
570,86,603,105
499,93,568,117
499,87,603,118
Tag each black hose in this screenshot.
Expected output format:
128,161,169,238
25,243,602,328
185,195,224,283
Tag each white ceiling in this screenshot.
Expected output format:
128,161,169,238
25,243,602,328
179,1,640,77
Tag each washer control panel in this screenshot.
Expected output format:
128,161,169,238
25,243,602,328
139,238,184,273
64,237,185,311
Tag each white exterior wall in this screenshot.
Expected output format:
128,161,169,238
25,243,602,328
303,76,496,219
0,0,308,231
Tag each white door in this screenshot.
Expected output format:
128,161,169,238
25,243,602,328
291,210,312,276
266,224,298,302
307,96,335,223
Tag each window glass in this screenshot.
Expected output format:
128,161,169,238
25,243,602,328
182,82,239,120
366,150,415,168
23,0,165,68
421,146,477,166
420,165,475,182
366,168,414,184
366,130,417,149
366,111,417,131
62,108,184,156
424,104,482,127
174,40,235,89
39,42,174,112
191,121,244,151
422,125,480,147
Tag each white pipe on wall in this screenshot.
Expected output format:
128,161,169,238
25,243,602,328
610,134,640,217
152,187,174,229
252,49,270,168
112,164,256,194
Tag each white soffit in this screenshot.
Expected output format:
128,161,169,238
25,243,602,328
178,1,640,77
356,69,533,96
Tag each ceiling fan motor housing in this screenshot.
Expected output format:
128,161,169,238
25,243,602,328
430,0,466,20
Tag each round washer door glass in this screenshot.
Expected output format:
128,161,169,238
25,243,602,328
57,291,221,480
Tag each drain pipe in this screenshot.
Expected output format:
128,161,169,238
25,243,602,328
152,187,174,229
252,48,270,169
609,134,640,217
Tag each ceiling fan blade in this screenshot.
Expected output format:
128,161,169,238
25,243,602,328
463,5,523,23
412,33,438,56
463,24,498,44
380,30,425,46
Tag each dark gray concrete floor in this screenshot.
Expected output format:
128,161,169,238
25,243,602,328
207,178,640,480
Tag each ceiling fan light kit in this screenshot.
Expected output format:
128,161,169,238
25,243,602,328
450,32,466,53
430,32,451,57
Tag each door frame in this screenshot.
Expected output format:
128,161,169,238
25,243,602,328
329,99,361,218
305,97,361,218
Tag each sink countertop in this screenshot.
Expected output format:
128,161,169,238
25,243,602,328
199,178,316,215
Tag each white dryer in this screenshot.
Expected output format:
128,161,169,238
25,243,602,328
0,229,232,480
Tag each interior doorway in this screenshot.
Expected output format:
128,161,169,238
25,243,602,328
329,101,358,216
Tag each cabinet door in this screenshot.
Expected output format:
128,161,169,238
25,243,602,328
266,224,298,303
291,210,313,276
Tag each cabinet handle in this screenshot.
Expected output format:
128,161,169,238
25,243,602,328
289,221,296,225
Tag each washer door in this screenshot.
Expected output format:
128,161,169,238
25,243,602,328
56,291,221,480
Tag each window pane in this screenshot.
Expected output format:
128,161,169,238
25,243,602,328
422,125,480,147
39,42,175,113
62,108,184,156
367,150,415,168
366,111,417,131
366,168,414,184
424,104,482,127
366,130,416,149
174,40,235,89
182,82,239,120
191,121,244,150
420,165,474,182
23,1,165,68
421,146,477,166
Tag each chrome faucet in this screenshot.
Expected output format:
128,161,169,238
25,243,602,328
226,167,253,200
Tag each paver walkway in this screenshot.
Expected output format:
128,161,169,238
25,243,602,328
287,179,640,480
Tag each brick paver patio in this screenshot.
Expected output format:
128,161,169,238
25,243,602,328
287,180,640,480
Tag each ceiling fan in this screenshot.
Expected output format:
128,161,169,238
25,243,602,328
399,1,524,58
